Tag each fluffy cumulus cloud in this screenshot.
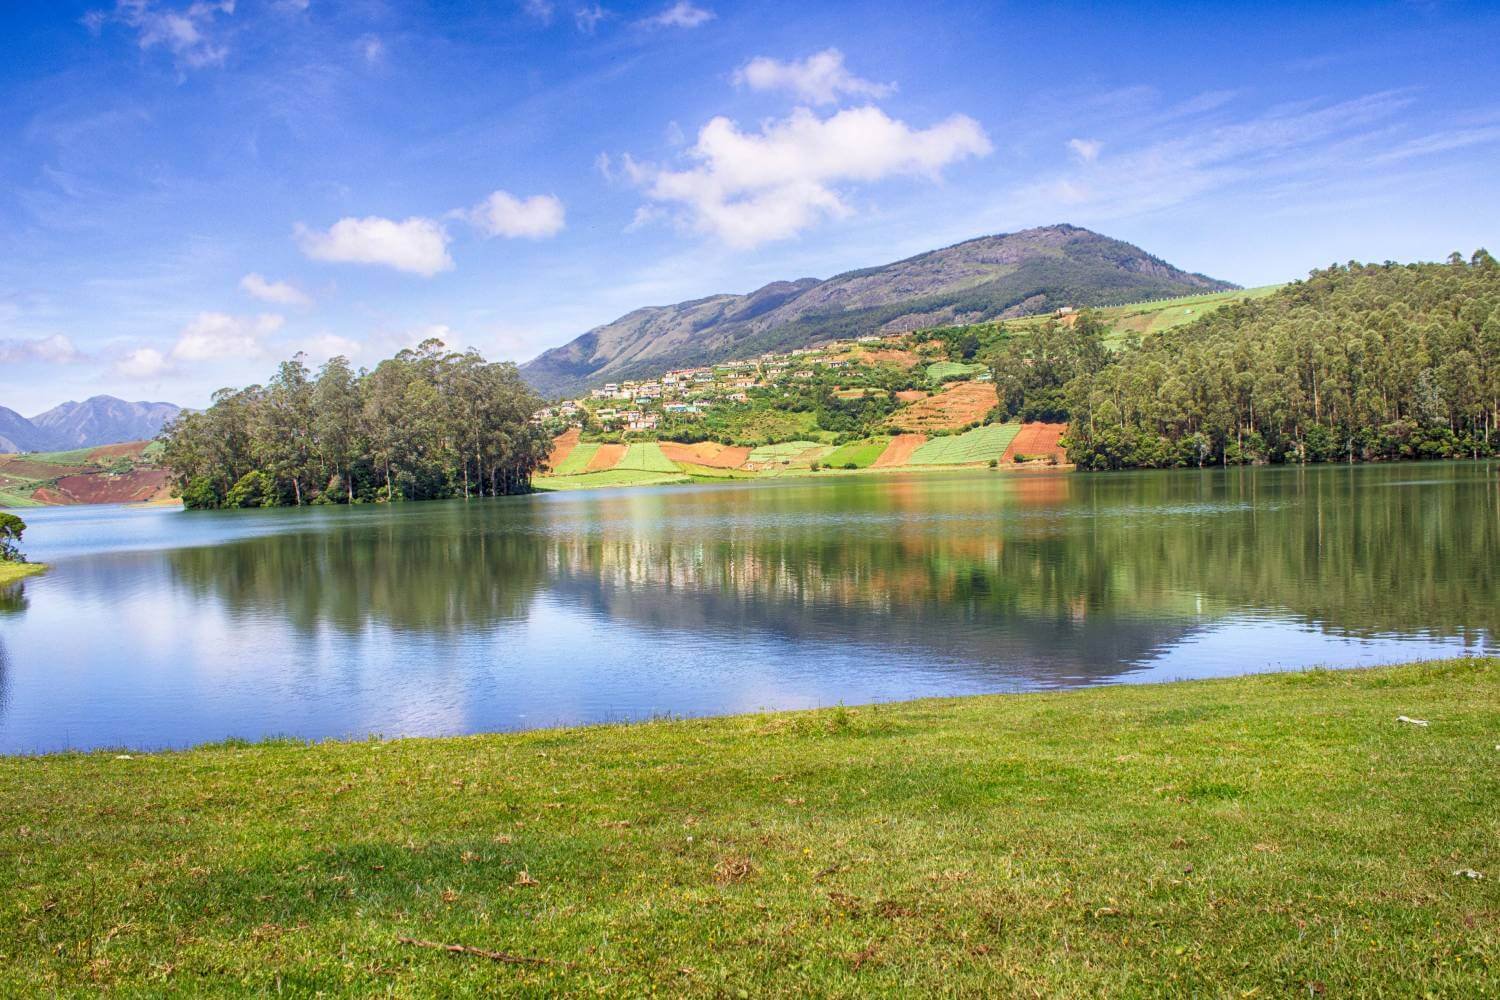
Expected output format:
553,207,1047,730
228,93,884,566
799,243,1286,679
84,0,238,71
298,332,364,363
0,334,83,365
113,347,169,378
639,2,713,28
468,191,566,239
734,49,894,106
240,272,312,307
171,311,283,361
627,106,991,248
295,216,453,277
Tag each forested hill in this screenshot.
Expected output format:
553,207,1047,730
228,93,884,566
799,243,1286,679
520,224,1235,398
1055,252,1500,468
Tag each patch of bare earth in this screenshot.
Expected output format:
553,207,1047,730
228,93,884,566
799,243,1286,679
872,434,928,467
658,442,752,469
585,443,626,472
46,470,172,504
1002,422,1068,463
546,428,581,471
87,442,149,462
889,381,998,432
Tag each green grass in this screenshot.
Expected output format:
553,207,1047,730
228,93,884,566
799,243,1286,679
550,442,600,476
615,442,680,473
822,438,890,469
906,424,1021,465
532,469,689,491
0,561,46,586
0,490,43,508
2,658,1495,996
19,446,99,464
925,361,988,383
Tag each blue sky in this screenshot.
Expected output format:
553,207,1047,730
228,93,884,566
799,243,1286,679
2,0,1498,412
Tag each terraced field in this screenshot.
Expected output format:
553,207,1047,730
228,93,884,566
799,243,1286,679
746,441,822,465
889,381,999,432
906,423,1021,465
925,361,988,383
550,442,601,476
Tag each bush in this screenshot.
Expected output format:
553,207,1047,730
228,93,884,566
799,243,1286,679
988,458,998,469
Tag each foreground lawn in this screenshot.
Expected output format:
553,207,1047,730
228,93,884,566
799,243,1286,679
0,561,45,586
3,660,1496,996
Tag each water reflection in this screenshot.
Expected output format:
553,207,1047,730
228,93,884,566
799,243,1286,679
1,462,1496,752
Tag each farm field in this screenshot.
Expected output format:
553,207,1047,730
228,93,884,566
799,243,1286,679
872,433,927,467
925,360,987,382
0,442,171,508
550,441,600,476
2,658,1494,996
658,442,751,469
822,437,890,469
614,442,680,473
1003,422,1068,463
906,424,1020,465
584,443,626,472
888,381,999,432
545,427,580,470
532,468,688,491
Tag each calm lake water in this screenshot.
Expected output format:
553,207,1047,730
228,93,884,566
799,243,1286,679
2,463,1497,753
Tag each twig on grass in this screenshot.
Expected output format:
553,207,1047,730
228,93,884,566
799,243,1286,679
397,936,557,966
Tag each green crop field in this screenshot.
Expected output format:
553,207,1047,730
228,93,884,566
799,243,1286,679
615,442,680,473
925,361,988,383
532,469,688,491
822,438,890,469
906,424,1020,465
550,442,600,476
747,440,823,464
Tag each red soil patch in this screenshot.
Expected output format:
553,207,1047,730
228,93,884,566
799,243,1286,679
44,469,172,504
88,442,149,462
872,434,928,468
894,389,928,403
889,381,999,432
0,459,75,479
1002,422,1068,463
546,428,581,471
585,443,626,472
659,441,752,469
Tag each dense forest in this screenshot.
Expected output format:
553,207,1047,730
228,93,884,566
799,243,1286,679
160,340,550,508
992,253,1500,468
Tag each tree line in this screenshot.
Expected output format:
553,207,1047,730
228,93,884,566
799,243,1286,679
160,339,551,508
989,252,1500,468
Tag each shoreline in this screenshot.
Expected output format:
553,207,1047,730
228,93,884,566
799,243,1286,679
0,561,46,586
3,657,1493,994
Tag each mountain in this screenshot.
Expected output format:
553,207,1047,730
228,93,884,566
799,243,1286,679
0,396,181,453
520,224,1237,397
0,406,52,453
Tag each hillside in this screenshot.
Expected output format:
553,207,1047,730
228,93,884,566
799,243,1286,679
0,441,172,508
520,225,1237,397
0,396,181,452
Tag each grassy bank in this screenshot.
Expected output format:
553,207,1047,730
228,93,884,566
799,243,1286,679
0,561,46,586
3,660,1496,996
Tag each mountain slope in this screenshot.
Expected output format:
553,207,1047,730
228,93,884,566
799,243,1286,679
521,224,1237,397
0,396,182,452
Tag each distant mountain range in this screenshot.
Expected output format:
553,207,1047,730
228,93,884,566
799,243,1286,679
520,224,1237,397
0,396,181,453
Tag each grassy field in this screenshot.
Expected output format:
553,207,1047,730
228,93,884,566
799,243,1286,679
1,658,1494,996
925,361,988,383
822,438,890,469
0,561,46,586
531,469,689,491
747,440,823,464
615,442,681,473
906,424,1021,465
550,442,601,476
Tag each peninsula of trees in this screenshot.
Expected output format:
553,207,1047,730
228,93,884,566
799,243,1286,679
160,340,549,508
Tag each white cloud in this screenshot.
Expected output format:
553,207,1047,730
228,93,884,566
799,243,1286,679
295,215,453,276
574,4,608,32
358,34,384,64
629,105,991,247
522,0,554,23
299,333,363,363
468,191,566,239
240,272,312,307
638,2,713,28
1067,138,1103,162
171,312,283,361
595,151,615,182
734,49,894,106
0,334,83,365
86,0,238,71
113,347,170,378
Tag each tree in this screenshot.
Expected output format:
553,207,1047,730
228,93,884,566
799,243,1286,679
0,512,26,563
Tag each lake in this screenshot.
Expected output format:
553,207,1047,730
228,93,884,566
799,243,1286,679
1,463,1496,754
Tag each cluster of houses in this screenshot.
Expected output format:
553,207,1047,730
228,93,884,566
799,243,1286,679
532,334,900,432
